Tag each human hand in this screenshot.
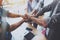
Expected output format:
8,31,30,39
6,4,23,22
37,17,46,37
23,14,33,22
31,10,38,16
22,14,29,22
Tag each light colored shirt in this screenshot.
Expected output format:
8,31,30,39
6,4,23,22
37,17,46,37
0,7,12,40
26,0,37,13
0,7,8,31
34,0,43,10
0,7,9,31
0,8,8,22
26,0,44,14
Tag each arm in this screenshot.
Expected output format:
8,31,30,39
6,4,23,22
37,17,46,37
25,14,47,28
9,19,25,32
7,12,24,18
30,17,47,28
29,13,60,28
37,0,57,17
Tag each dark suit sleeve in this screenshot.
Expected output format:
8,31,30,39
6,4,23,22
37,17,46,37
37,0,57,16
47,14,60,29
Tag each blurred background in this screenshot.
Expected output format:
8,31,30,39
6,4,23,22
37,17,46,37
3,0,53,40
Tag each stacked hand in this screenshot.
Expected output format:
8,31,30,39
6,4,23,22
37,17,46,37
23,14,31,22
22,13,37,22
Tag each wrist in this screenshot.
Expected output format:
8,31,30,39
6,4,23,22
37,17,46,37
19,14,24,17
28,15,31,19
22,19,25,22
30,16,34,20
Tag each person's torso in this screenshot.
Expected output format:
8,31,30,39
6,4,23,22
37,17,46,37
47,14,60,40
0,7,12,40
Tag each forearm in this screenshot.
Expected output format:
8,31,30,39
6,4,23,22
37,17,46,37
9,19,25,32
30,17,47,28
8,13,24,18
